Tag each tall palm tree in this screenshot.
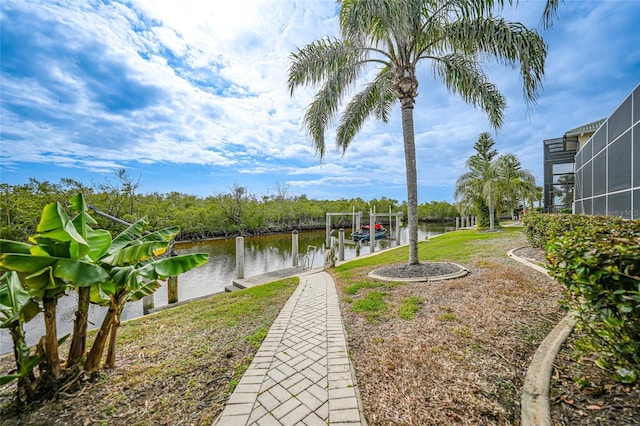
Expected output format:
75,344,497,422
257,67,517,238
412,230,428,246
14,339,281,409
288,0,546,264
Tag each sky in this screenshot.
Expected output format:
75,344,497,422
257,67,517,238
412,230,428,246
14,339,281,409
1,1,639,204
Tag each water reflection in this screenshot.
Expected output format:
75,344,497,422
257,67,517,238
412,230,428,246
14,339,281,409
0,223,453,354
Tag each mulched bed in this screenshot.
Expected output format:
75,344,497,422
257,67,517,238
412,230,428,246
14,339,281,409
551,330,640,425
514,247,640,425
372,262,464,279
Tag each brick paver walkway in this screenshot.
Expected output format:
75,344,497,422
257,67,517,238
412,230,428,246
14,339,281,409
213,271,366,425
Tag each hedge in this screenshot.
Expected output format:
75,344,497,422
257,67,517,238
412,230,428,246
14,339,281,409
523,212,640,383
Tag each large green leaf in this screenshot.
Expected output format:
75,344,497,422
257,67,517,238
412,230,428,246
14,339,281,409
0,240,33,255
0,271,40,328
85,229,112,262
34,202,89,259
89,281,115,305
126,280,161,302
24,266,57,291
138,226,180,243
68,193,98,225
0,254,110,289
110,265,136,287
102,241,169,266
138,253,209,280
110,218,148,254
69,193,88,242
0,349,42,386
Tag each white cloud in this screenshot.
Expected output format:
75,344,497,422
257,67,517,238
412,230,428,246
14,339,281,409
2,0,639,203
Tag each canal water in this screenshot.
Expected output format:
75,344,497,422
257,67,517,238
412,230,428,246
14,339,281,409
0,223,454,355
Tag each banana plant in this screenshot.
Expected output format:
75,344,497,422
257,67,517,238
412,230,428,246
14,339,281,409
0,199,110,381
65,194,112,367
84,218,208,371
1,192,209,389
0,271,41,402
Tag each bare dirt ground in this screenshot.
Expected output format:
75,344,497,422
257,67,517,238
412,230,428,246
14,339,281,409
551,330,640,425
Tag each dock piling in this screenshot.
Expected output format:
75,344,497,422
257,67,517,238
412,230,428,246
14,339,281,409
236,236,245,280
292,230,299,267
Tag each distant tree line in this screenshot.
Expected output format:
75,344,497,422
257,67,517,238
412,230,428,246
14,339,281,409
0,173,459,242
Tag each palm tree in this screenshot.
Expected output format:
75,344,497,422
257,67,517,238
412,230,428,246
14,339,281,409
288,0,546,264
497,154,536,220
456,133,536,230
535,185,544,210
455,132,498,229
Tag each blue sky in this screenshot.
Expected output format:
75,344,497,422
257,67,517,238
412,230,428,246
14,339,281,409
1,1,639,203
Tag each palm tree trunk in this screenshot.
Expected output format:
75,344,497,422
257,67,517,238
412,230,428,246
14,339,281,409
489,200,495,231
400,100,419,265
67,287,90,367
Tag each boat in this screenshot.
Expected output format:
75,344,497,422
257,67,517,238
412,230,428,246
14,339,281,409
351,223,387,241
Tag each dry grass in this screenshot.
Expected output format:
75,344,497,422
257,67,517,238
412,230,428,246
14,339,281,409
0,277,298,425
333,229,566,425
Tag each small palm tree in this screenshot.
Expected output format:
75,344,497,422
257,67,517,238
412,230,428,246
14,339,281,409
288,0,546,264
455,132,498,229
455,133,535,230
497,154,536,220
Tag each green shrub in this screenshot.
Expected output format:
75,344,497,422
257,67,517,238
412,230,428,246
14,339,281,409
522,211,548,248
522,211,593,249
545,215,640,383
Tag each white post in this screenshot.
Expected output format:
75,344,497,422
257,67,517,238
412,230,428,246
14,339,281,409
236,236,244,279
456,217,460,229
352,206,356,233
396,213,401,245
369,211,375,253
338,228,345,261
292,230,299,267
143,295,154,315
326,213,331,247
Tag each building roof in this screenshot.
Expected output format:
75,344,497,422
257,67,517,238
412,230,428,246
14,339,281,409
564,118,606,137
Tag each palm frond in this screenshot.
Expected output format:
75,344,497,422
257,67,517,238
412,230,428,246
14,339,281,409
302,60,362,158
541,0,562,29
445,17,546,104
432,53,506,128
335,68,395,153
340,0,392,44
287,37,358,95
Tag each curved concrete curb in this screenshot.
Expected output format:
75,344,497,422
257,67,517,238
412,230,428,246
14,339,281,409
521,314,576,426
508,248,576,426
507,247,550,276
368,262,469,282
